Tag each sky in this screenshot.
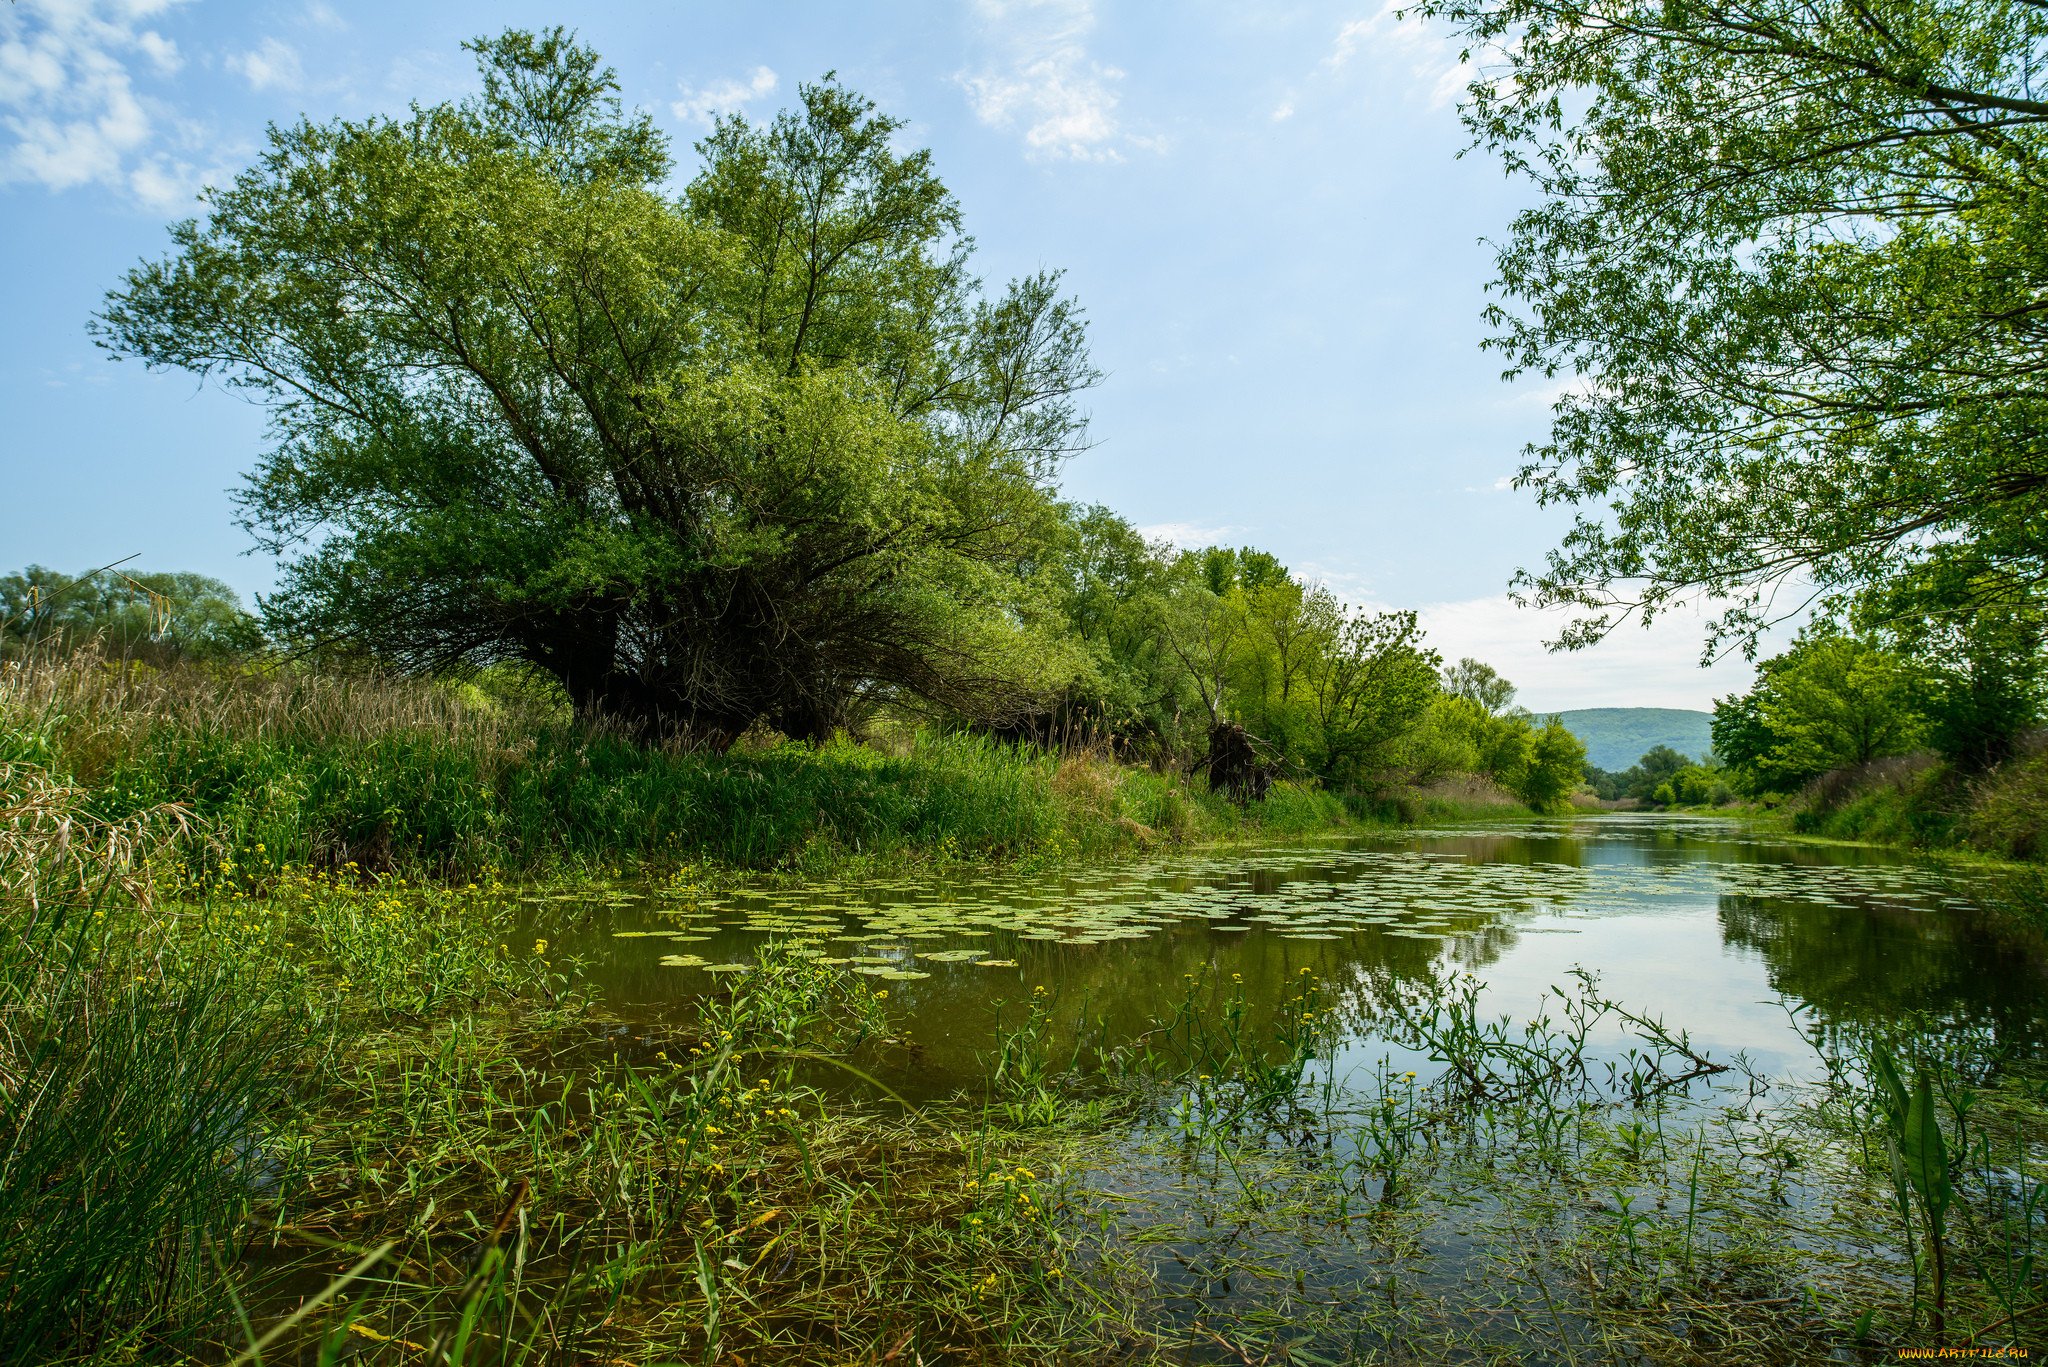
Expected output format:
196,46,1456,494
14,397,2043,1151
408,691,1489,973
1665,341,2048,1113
0,0,1771,712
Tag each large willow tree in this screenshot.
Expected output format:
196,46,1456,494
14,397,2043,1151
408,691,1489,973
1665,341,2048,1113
96,30,1097,743
1418,0,2048,650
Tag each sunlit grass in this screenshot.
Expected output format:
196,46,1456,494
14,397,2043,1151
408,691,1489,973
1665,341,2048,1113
0,650,1351,886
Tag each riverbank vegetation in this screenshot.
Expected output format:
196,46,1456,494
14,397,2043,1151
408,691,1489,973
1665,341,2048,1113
1416,0,2048,859
0,647,1362,884
1703,597,2047,861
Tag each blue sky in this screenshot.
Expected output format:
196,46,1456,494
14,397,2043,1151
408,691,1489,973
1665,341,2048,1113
0,0,1767,710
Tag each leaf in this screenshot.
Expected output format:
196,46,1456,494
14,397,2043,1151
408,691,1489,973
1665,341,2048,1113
1900,1071,1951,1222
1871,1046,1909,1124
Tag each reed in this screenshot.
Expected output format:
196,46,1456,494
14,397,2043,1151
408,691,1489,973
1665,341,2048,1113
0,764,305,1361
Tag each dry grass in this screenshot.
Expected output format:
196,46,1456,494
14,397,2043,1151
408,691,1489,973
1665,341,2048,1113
0,760,192,910
0,647,543,754
1411,773,1524,808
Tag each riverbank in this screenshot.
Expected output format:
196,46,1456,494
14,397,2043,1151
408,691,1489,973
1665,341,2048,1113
0,653,1369,885
0,653,1569,891
1779,746,2048,866
1598,743,2048,868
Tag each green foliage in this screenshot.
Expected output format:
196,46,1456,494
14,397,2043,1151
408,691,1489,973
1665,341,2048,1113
1216,580,1441,789
1393,693,1583,810
1583,744,1735,807
0,768,306,1358
1396,695,1494,784
1012,505,1208,757
1789,768,1960,848
1856,557,2047,772
0,654,1338,882
0,565,263,660
1513,715,1588,812
1650,765,1732,810
95,33,1095,744
1726,634,1925,794
1711,563,2043,839
1420,0,2048,653
1587,745,1693,803
1964,747,2048,861
1440,657,1516,716
1709,692,1772,794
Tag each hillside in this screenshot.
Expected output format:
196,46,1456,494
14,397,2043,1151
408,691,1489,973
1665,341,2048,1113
1554,707,1714,771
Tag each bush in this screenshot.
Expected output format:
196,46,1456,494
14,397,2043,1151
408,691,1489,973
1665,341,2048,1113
1962,742,2048,861
0,653,1333,882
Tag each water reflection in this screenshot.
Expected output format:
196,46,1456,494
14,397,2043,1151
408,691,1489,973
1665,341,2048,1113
555,815,2047,1098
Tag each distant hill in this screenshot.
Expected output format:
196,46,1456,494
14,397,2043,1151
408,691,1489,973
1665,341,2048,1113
1552,708,1715,772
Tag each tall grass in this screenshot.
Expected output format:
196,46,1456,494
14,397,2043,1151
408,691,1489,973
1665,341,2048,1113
0,652,1349,883
0,763,305,1360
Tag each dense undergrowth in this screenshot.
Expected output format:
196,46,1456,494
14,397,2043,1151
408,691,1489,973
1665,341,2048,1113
0,653,1360,886
1785,745,2048,866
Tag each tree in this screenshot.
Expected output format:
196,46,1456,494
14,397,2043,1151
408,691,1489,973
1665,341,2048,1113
1441,658,1516,717
1855,555,2046,770
94,31,1097,745
1299,609,1441,786
1419,0,2048,654
1909,609,2046,771
1757,635,1924,786
1398,694,1491,784
1514,716,1586,812
1711,690,1776,796
1651,764,1732,808
1624,746,1695,803
0,565,262,660
1009,504,1205,755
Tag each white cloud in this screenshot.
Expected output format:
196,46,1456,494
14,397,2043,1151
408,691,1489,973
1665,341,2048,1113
1415,594,1766,713
226,37,302,93
1137,521,1241,550
959,0,1157,162
1496,370,1599,412
0,0,193,201
302,2,346,33
1325,1,1473,110
134,30,180,75
1270,100,1295,122
671,64,778,127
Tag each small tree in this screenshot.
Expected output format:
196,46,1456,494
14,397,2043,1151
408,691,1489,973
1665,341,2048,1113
1512,717,1586,812
1759,635,1924,786
1711,690,1777,797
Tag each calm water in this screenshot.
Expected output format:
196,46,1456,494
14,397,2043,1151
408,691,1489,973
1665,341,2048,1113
551,814,2048,1099
522,815,2048,1361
